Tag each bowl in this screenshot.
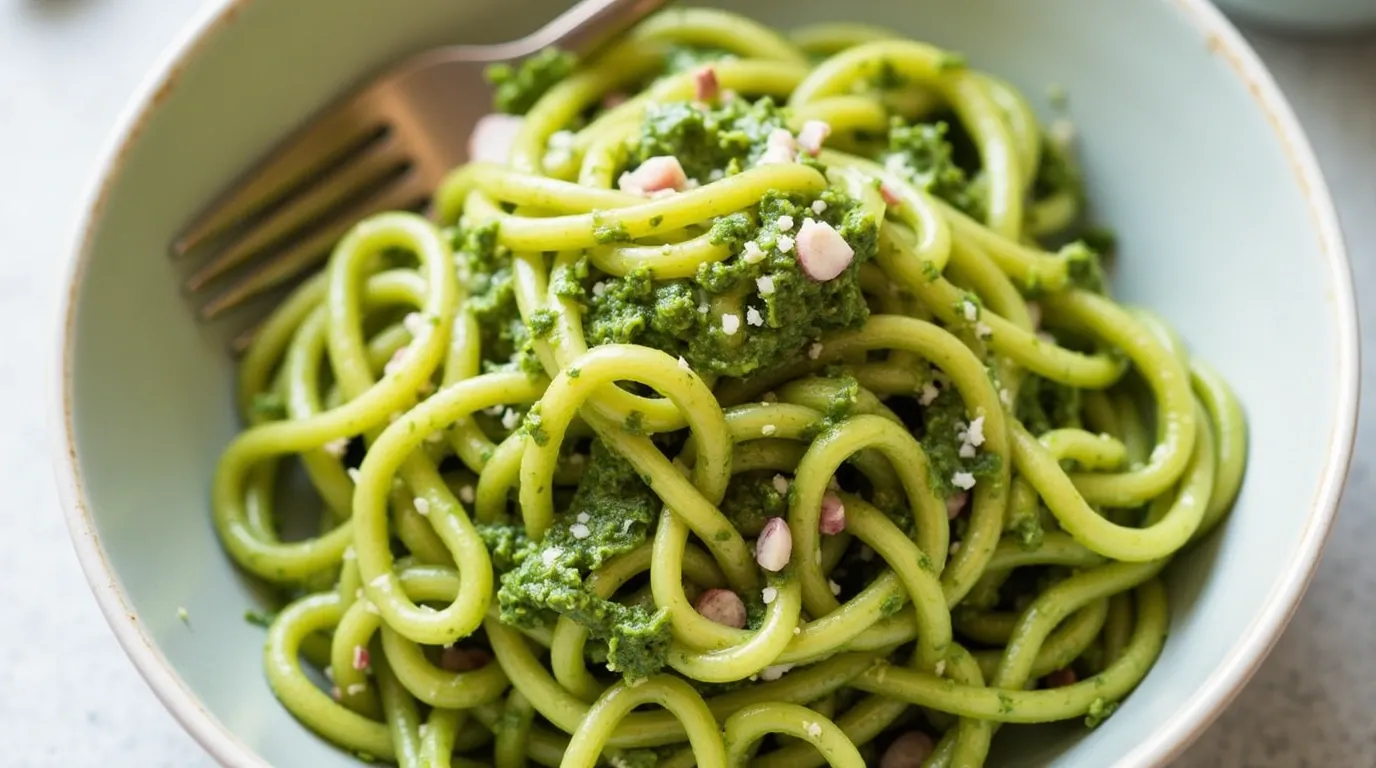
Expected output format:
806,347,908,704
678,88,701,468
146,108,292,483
52,0,1358,766
1212,0,1376,34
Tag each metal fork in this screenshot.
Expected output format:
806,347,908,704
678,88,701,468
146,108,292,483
173,0,667,335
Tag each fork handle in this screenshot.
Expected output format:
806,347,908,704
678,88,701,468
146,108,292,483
518,0,672,58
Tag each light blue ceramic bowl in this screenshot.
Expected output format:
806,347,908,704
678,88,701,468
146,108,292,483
53,0,1358,766
1213,0,1376,33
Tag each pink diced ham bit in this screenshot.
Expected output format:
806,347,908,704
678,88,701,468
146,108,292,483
618,155,688,196
795,219,855,281
694,66,720,102
755,517,793,572
880,732,936,768
946,491,969,520
819,492,847,535
352,645,370,671
796,120,832,156
1045,668,1078,688
879,182,902,207
693,588,747,628
440,646,493,673
467,113,524,164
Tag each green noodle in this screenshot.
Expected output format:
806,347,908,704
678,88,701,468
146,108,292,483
217,8,1248,767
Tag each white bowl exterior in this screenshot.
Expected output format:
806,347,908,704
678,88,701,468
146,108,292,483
53,1,1358,767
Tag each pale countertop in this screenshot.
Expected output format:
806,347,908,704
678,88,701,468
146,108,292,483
3,2,1373,766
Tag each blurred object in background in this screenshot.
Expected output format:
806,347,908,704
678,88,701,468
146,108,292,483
1214,0,1376,35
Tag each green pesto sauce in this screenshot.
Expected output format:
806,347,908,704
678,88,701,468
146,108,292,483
603,746,687,768
1009,512,1046,551
718,470,788,536
1085,697,1118,729
584,187,876,378
485,48,577,115
880,117,984,220
1061,240,1109,294
1033,135,1084,205
451,220,544,377
919,388,1002,499
243,608,276,628
629,96,800,184
592,214,633,244
1015,372,1082,438
487,441,669,680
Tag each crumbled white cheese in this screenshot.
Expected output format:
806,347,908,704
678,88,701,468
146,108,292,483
805,722,823,738
772,474,789,494
920,383,941,406
759,664,794,681
776,234,795,253
811,199,828,215
746,307,764,327
952,471,977,490
776,214,795,232
762,587,778,605
761,424,777,436
966,416,986,447
678,356,692,372
962,299,978,322
403,312,429,337
548,130,575,149
501,408,520,430
541,547,563,566
756,275,775,295
576,512,590,524
722,314,741,335
742,241,765,263
829,579,842,596
459,485,475,504
570,523,591,540
808,342,824,360
413,497,431,516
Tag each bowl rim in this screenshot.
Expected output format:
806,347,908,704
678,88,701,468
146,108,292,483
49,0,1360,766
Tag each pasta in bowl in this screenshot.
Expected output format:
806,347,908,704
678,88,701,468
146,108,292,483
55,0,1356,767
216,8,1243,766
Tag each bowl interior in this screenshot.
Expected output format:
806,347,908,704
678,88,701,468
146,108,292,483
62,0,1351,766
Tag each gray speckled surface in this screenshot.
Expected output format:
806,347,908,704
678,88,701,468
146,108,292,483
4,2,1373,766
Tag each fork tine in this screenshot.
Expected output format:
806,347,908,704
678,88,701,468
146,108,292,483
196,171,431,320
173,97,386,257
184,136,409,291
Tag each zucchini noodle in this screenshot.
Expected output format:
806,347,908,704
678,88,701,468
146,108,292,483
216,8,1248,767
